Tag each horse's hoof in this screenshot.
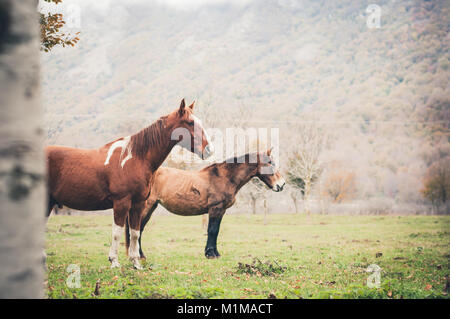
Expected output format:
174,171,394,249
205,248,215,259
110,261,121,269
140,255,147,261
131,258,143,270
205,246,222,259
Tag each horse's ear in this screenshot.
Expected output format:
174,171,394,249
188,100,195,110
179,98,186,116
267,147,273,156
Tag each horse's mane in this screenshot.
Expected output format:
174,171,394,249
202,152,258,173
222,152,258,165
131,116,168,159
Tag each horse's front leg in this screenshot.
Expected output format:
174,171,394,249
205,205,225,259
128,201,146,270
109,197,131,268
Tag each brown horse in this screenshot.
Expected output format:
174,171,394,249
125,148,285,260
46,99,213,269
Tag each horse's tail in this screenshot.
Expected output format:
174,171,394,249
124,216,130,256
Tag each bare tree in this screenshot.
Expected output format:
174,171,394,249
196,93,225,130
0,0,45,298
289,187,303,214
286,122,327,214
245,178,267,215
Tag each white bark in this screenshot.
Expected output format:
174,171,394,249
0,0,45,298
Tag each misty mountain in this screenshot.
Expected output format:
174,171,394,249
41,0,449,212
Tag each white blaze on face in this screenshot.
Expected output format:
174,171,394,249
192,114,214,155
104,136,133,168
261,155,276,175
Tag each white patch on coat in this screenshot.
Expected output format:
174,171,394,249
108,223,124,268
128,229,142,269
104,136,133,168
128,229,140,259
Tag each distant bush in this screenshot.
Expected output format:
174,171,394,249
322,169,357,203
421,157,450,214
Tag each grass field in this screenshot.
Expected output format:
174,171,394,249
45,213,450,299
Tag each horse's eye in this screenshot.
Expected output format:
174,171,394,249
188,121,194,126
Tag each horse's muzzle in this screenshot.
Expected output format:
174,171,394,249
273,179,286,192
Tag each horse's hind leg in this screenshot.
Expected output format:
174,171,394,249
109,197,131,269
125,201,158,260
127,201,146,270
205,205,225,259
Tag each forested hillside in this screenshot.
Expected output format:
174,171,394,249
41,0,449,213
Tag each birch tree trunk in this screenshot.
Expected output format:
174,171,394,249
0,0,45,298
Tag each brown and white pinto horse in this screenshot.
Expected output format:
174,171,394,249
46,99,213,269
125,148,285,260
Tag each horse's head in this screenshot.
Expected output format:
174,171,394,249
167,98,214,160
255,148,285,192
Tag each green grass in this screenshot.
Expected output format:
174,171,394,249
45,213,450,299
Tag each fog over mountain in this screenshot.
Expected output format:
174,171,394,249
40,0,449,214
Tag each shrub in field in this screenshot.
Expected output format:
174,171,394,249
236,258,287,277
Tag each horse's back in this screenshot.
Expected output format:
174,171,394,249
154,167,208,192
47,145,112,211
47,145,104,180
46,145,98,156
